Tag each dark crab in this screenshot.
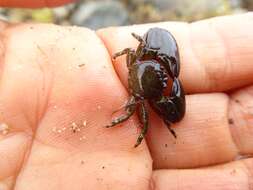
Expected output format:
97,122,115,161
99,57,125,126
106,27,186,147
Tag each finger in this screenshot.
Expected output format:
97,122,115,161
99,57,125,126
0,134,30,189
146,88,253,169
152,158,253,190
147,93,238,169
0,23,151,190
229,85,253,157
98,13,253,93
0,23,38,188
0,0,74,8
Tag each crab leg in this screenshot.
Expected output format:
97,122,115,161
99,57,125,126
106,96,136,128
112,48,136,68
164,120,177,138
135,101,149,147
131,33,145,44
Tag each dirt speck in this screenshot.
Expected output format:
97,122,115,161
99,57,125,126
96,178,103,181
235,99,240,103
230,169,236,176
78,63,85,67
81,160,85,165
70,121,87,134
52,126,67,134
70,122,80,133
79,135,86,141
57,129,62,133
52,127,57,133
0,123,9,135
228,118,234,124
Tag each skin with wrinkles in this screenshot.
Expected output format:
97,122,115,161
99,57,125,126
0,1,253,190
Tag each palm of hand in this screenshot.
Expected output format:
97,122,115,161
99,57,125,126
0,13,253,190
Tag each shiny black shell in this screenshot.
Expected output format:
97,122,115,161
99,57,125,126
128,60,168,100
136,27,180,78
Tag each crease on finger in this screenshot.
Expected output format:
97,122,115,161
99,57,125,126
228,87,253,157
207,18,232,92
242,159,253,190
189,18,230,93
151,158,253,190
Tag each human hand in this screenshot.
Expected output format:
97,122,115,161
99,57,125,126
0,1,253,190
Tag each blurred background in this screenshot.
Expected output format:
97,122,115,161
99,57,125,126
0,0,252,29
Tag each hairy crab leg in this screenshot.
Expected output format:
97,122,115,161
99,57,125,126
164,120,177,138
135,101,149,147
112,48,136,68
131,33,145,44
106,96,136,128
112,48,135,59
